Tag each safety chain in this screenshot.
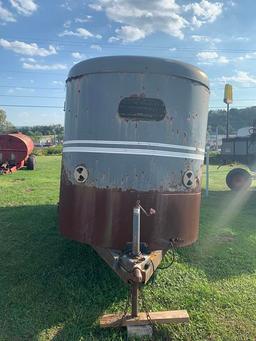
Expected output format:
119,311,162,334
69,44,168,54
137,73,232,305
139,286,160,339
120,284,158,336
119,285,132,327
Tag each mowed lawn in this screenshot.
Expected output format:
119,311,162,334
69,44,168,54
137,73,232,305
0,156,256,341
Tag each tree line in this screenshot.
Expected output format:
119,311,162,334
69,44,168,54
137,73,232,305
208,106,256,134
0,109,64,142
19,124,64,142
1,106,256,137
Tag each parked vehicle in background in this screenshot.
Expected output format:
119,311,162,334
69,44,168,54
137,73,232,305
221,120,256,190
0,132,36,174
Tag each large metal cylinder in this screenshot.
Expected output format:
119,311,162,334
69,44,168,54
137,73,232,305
59,56,209,250
0,133,34,164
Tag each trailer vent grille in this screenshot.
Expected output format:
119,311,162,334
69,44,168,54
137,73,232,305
118,97,166,121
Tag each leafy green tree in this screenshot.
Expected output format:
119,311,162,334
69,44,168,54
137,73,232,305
208,107,256,134
0,108,16,133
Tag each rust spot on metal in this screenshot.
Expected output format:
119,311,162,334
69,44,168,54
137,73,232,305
59,171,201,251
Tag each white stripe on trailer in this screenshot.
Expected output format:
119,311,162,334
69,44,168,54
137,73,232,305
63,140,205,154
63,146,204,160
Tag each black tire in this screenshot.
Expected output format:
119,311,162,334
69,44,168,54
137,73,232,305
226,168,252,191
27,155,36,170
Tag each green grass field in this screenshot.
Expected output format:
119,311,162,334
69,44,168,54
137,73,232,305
0,156,256,341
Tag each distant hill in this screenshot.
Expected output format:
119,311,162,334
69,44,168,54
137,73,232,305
9,107,256,137
208,106,256,134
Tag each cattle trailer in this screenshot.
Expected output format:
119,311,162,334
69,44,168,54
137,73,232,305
59,56,209,332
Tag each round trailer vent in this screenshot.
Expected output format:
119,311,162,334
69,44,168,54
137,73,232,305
182,170,195,189
74,165,88,183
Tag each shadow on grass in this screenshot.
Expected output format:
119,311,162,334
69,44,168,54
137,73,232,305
178,190,256,281
0,204,127,340
1,190,255,340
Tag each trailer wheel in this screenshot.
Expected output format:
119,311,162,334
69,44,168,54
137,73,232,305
226,168,252,191
27,155,36,170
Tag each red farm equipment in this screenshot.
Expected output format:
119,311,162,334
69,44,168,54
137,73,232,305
0,132,36,174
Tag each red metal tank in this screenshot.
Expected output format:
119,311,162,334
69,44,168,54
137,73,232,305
0,132,34,172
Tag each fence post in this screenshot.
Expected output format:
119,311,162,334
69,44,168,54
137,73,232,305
205,147,209,197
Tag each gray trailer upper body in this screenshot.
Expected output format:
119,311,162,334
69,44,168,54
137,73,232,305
59,56,209,251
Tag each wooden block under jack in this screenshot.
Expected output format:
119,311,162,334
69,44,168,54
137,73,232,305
100,310,189,328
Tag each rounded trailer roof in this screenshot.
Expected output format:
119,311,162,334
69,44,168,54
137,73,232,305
67,56,209,88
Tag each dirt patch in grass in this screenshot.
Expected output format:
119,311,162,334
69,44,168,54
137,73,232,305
216,233,235,243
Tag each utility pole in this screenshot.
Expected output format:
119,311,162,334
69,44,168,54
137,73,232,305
215,126,218,151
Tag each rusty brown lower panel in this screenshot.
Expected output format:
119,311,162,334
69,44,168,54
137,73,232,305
59,181,201,251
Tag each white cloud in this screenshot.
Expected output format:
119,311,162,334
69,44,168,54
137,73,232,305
89,0,223,42
88,3,102,11
90,44,102,51
52,80,64,85
63,20,71,28
197,51,229,64
219,71,256,85
0,38,57,56
10,0,37,16
89,0,188,42
20,57,36,62
59,27,101,39
184,0,223,28
237,53,256,61
217,56,229,64
108,36,119,43
75,16,92,23
233,36,250,42
227,0,236,6
23,62,67,70
60,0,72,11
0,1,16,22
59,28,92,38
115,26,146,42
71,51,86,59
191,35,221,43
197,51,219,60
8,86,35,93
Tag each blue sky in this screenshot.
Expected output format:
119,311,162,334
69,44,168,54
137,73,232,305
1,0,256,126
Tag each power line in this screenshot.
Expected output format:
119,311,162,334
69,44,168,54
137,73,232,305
0,103,253,110
0,94,64,99
211,99,256,102
209,105,252,110
2,35,256,53
1,83,256,91
213,87,256,89
1,70,67,76
0,85,64,90
0,104,63,108
2,94,253,102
